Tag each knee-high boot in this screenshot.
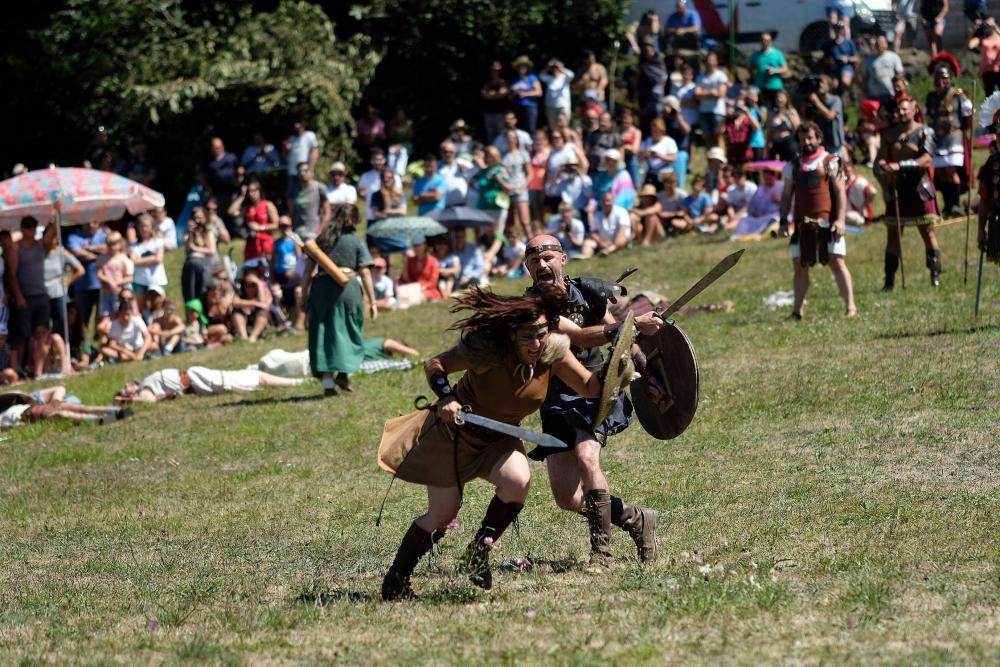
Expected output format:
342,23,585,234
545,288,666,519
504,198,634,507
883,252,899,291
382,522,442,601
584,489,614,569
464,495,524,590
926,249,943,287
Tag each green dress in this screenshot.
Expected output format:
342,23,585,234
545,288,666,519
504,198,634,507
307,232,373,376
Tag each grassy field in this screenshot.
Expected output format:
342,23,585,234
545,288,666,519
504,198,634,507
3,198,1000,663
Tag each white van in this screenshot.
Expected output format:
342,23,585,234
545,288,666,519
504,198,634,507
630,0,895,54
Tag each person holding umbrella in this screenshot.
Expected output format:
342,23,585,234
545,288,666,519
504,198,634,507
302,203,377,397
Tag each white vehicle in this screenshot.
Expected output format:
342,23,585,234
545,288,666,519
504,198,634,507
630,0,896,54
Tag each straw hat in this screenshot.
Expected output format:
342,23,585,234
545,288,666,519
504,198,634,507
512,55,534,70
639,184,658,197
707,147,728,164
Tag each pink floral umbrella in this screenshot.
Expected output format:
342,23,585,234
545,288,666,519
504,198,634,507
0,167,165,229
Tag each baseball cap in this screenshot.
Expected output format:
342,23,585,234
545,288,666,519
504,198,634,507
147,284,165,296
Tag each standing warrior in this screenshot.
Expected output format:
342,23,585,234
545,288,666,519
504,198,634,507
924,53,973,218
377,285,604,600
876,95,943,289
779,121,857,319
976,91,1000,266
523,235,662,569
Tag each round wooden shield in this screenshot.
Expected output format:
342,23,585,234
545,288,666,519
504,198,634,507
630,322,699,440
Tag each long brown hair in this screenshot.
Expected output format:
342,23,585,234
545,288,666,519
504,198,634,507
316,203,360,254
450,283,566,353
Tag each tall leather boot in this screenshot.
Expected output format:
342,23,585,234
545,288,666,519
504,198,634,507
610,496,659,564
464,495,523,591
926,249,942,287
883,252,899,292
584,489,614,570
381,522,439,601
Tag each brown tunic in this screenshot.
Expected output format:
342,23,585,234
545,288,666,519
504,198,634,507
377,358,554,488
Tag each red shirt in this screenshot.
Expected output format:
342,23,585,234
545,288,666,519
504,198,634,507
243,200,274,262
725,115,752,164
404,254,442,301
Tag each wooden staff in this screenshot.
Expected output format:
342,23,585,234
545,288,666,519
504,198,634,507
893,182,906,289
301,238,350,287
965,78,978,286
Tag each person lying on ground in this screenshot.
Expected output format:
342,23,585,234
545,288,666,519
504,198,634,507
114,367,305,403
1,386,131,430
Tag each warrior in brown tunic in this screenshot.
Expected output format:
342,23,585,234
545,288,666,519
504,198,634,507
378,285,602,601
876,95,944,288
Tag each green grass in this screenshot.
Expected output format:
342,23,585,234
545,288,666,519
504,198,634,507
2,194,1000,664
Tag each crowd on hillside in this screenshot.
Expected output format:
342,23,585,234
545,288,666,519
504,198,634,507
1,0,997,386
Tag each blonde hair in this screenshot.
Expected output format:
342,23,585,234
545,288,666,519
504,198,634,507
106,231,124,247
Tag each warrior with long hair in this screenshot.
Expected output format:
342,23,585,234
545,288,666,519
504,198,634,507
376,284,603,601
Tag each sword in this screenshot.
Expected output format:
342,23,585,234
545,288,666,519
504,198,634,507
455,408,569,450
655,249,745,321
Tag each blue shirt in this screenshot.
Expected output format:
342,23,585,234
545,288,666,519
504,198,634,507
413,173,447,215
666,9,702,35
684,191,713,217
273,236,297,274
510,74,541,108
749,107,766,150
67,228,108,292
456,243,485,282
825,38,857,72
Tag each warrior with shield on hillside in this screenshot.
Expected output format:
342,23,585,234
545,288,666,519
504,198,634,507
523,235,667,569
924,53,973,219
875,94,943,289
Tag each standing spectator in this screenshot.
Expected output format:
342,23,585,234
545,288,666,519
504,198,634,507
402,237,442,301
663,0,702,51
920,0,948,58
724,96,756,169
861,34,903,104
123,143,156,187
43,238,84,345
964,0,988,32
970,18,1000,96
590,191,632,254
356,105,386,153
620,109,643,192
766,89,801,160
204,137,238,217
695,51,730,150
745,87,767,161
475,146,513,233
241,132,282,174
493,112,533,153
638,118,678,186
593,149,637,210
387,140,409,181
271,217,302,329
637,42,668,124
203,197,231,244
510,56,543,134
97,299,152,363
128,214,168,314
181,207,218,303
553,111,582,147
447,119,476,161
358,148,388,213
585,111,623,175
894,0,921,50
662,96,691,188
540,59,575,131
286,119,320,196
544,130,587,208
481,61,511,143
823,23,858,93
671,63,700,134
67,222,108,335
387,108,414,153
501,131,532,239
326,162,358,205
528,130,551,234
806,76,845,158
413,154,447,216
230,180,279,262
95,231,133,319
575,49,609,108
748,33,788,108
289,163,330,241
152,206,177,250
438,141,469,207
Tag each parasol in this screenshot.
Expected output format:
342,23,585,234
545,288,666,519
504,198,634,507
744,160,787,173
366,217,447,241
427,206,496,229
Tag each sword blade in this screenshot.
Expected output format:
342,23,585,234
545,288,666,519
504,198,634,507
658,249,745,320
457,411,568,450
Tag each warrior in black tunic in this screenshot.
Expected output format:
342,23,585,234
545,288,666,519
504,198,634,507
523,234,662,569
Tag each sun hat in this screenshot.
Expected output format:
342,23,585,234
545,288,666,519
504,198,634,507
603,148,622,163
707,146,728,163
329,161,347,174
639,184,658,197
512,55,534,69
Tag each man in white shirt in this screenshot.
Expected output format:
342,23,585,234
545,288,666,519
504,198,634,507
326,162,358,205
98,301,152,362
539,60,575,131
437,141,469,207
357,148,401,216
286,119,319,195
546,201,594,257
152,206,177,250
590,191,631,254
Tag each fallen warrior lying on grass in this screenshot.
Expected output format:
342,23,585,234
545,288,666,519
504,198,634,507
0,386,132,430
114,367,304,403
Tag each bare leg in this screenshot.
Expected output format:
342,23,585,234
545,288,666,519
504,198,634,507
574,436,609,492
248,311,268,343
484,449,531,504
546,450,586,512
642,215,665,245
231,312,249,340
792,258,809,317
828,255,857,316
917,223,939,252
415,485,463,533
382,338,419,356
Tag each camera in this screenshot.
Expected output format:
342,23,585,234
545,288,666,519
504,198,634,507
797,75,822,95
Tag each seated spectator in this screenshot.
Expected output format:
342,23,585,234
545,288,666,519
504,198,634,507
98,299,152,363
148,298,184,356
638,118,677,186
630,184,665,246
543,130,587,210
326,162,358,205
805,75,845,157
491,225,527,279
370,256,397,310
705,147,728,203
182,299,208,350
96,231,134,318
229,180,279,263
682,176,718,233
452,227,487,289
844,158,878,227
129,213,167,315
232,269,272,343
28,322,66,378
823,22,858,93
695,51,729,149
432,236,460,299
477,226,504,278
546,201,593,257
1,386,131,430
719,167,758,232
369,167,407,221
593,149,637,210
203,282,235,344
730,165,784,239
657,170,690,232
142,284,167,324
401,237,442,301
553,156,594,221
590,191,632,254
152,206,177,250
412,154,447,215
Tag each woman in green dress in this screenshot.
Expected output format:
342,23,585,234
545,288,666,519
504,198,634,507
302,204,377,396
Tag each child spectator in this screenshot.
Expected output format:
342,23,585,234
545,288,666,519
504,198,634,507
96,231,134,318
371,256,397,310
98,299,152,363
682,175,718,233
271,216,301,327
232,269,272,342
431,236,460,299
148,298,184,355
183,300,208,350
745,87,767,161
724,95,755,168
129,214,167,316
28,321,67,378
856,99,881,168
